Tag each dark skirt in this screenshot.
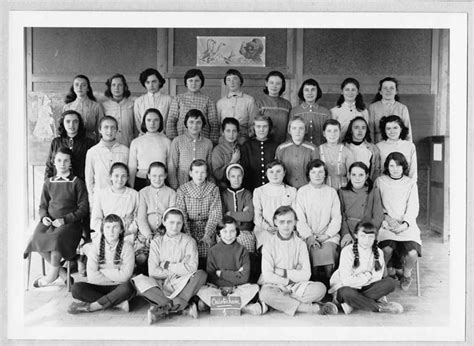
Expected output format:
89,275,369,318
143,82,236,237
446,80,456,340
308,241,339,267
26,221,82,260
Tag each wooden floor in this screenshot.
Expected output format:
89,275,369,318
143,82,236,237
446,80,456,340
23,228,449,329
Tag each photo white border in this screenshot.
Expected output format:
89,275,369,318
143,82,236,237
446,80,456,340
7,10,467,342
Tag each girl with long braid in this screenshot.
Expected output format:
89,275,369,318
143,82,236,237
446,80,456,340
329,221,403,315
68,214,135,314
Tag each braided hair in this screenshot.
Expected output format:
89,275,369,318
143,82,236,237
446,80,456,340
98,214,125,265
352,221,382,271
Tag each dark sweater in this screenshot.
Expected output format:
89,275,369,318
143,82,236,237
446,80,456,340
240,138,278,191
206,240,250,287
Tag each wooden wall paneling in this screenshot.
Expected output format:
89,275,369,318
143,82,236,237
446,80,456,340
430,30,440,95
26,28,33,92
436,30,450,136
157,28,169,95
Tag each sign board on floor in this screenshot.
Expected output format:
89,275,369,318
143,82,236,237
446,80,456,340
210,295,241,316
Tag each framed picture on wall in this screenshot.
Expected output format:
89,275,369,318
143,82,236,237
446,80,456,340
196,36,265,67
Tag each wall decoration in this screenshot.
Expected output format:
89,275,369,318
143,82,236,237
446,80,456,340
197,36,265,67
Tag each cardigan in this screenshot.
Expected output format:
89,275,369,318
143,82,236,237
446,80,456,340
220,188,254,231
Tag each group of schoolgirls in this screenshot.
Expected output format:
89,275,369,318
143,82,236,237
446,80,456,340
24,66,422,322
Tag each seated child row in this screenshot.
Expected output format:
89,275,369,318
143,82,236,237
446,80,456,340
62,70,412,149
27,145,420,319
67,208,404,322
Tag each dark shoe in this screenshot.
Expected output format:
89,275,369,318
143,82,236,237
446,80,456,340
400,276,412,291
67,301,91,314
320,302,338,315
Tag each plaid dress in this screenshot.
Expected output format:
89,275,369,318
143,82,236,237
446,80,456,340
176,180,222,257
166,91,220,144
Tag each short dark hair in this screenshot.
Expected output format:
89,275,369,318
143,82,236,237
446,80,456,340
221,117,240,132
184,69,205,88
273,205,298,223
104,73,131,98
224,69,244,85
305,159,328,181
263,70,286,96
216,215,240,237
184,109,207,128
323,118,341,131
343,116,372,144
379,115,409,140
297,78,322,102
54,146,73,161
343,161,373,192
141,108,164,133
57,110,86,138
383,152,410,177
266,159,286,173
189,159,208,172
147,161,168,175
139,68,165,89
109,162,129,176
99,115,118,129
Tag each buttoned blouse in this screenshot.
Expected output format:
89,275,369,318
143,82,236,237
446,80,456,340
166,91,220,144
369,100,412,143
63,98,104,142
290,102,331,146
133,91,173,135
275,140,319,189
168,133,213,189
216,92,258,140
137,185,177,237
84,141,130,202
330,102,369,139
240,138,279,191
102,98,136,146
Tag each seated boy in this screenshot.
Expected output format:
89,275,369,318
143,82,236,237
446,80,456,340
132,207,207,324
258,206,338,316
197,215,266,315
